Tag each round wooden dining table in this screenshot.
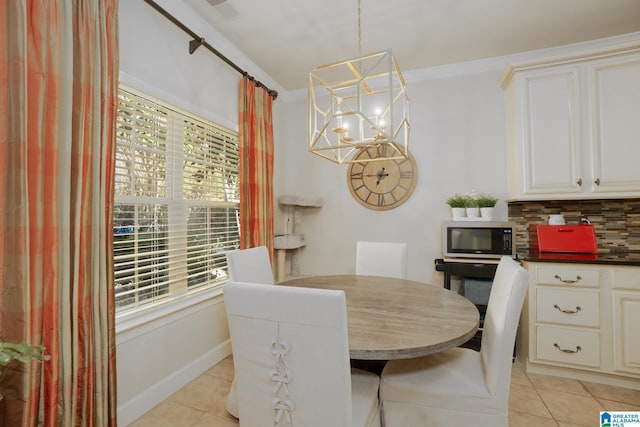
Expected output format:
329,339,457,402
280,275,480,360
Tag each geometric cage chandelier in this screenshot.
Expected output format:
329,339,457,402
308,49,410,164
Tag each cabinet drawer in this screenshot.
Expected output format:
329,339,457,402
536,325,600,368
536,288,599,327
537,266,599,287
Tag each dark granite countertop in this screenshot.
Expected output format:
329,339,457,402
517,249,640,266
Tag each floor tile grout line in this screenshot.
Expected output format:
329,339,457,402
579,379,607,411
171,398,209,414
509,409,558,424
579,379,640,407
522,368,566,424
524,373,616,426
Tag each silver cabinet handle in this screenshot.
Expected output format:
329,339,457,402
553,304,582,314
554,343,582,354
554,274,582,284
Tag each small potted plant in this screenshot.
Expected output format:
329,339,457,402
446,194,467,219
476,193,498,220
464,193,480,218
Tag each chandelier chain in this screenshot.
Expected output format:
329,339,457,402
357,0,362,55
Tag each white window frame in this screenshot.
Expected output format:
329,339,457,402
113,84,239,316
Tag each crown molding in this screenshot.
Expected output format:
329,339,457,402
282,31,640,103
499,31,640,88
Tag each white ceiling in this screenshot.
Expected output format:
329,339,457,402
181,0,640,92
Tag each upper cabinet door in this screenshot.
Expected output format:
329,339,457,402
588,54,640,195
518,67,583,196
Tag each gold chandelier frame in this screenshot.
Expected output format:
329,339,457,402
308,49,410,164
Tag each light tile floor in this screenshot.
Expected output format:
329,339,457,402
130,356,640,427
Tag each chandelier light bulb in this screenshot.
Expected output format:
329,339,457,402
341,123,354,143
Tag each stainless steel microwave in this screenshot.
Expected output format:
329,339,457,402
442,221,516,259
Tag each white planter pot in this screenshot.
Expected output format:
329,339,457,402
480,207,494,221
451,207,466,220
466,207,480,218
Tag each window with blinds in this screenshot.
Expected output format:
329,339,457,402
114,86,239,312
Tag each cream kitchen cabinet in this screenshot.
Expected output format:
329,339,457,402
502,45,640,200
611,268,640,376
519,262,640,389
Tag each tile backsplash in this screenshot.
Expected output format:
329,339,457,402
507,199,640,253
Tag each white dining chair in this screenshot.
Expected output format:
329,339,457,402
379,256,528,427
224,245,274,418
224,281,381,427
356,241,408,279
226,245,274,284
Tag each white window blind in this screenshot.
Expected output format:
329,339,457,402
114,86,239,312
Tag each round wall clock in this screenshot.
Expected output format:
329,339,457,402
347,146,418,211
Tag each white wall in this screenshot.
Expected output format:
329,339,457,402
275,67,510,285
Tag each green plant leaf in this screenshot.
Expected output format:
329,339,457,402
0,342,50,367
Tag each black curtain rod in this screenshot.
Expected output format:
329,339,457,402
142,0,278,100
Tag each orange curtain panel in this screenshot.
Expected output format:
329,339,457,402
238,77,275,259
0,1,118,425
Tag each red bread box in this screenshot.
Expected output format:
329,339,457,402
529,224,598,254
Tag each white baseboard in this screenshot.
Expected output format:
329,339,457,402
525,361,640,390
117,340,232,426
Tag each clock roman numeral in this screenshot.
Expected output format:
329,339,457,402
365,192,376,204
351,171,363,180
400,171,413,179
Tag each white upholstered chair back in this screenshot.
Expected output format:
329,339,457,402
355,241,407,279
224,246,275,418
480,256,529,397
224,281,356,426
379,256,528,426
226,245,274,284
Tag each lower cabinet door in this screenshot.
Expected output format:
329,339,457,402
536,325,600,368
613,291,640,375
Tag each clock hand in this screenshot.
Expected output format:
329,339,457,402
365,172,383,185
365,168,389,185
375,168,388,186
